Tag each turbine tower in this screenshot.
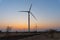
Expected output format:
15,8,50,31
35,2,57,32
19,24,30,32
18,4,37,32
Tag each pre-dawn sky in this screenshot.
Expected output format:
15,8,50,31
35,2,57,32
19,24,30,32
0,0,60,31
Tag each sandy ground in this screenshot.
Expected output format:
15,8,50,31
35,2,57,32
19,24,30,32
0,32,60,40
19,33,60,40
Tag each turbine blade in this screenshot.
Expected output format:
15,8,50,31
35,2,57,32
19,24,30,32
29,4,32,11
18,11,29,12
30,12,37,21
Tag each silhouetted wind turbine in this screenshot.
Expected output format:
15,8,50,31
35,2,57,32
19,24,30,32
35,24,37,32
18,4,37,32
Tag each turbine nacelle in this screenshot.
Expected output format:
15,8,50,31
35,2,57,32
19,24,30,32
18,11,30,13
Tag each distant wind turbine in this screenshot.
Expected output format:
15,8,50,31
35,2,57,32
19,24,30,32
18,4,37,32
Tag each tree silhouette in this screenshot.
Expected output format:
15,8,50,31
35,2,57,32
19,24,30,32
48,29,57,38
6,26,12,35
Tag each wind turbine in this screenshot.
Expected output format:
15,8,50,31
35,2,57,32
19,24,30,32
18,4,37,32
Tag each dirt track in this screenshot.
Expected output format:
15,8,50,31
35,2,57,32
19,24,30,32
19,33,60,40
0,32,60,40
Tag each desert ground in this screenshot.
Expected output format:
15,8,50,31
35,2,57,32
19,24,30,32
19,32,60,40
0,31,60,40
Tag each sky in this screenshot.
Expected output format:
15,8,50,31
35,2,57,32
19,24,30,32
0,0,60,31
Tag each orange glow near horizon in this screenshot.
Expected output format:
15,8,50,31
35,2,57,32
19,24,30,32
0,21,60,31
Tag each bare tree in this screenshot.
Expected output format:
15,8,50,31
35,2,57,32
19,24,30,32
48,29,57,38
6,26,11,33
6,26,12,37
